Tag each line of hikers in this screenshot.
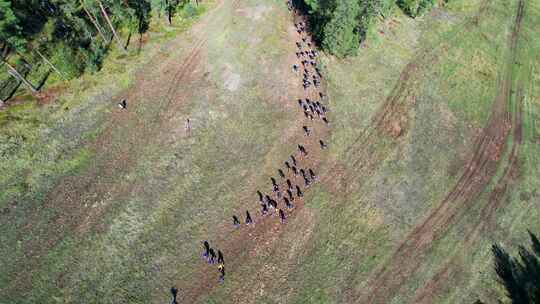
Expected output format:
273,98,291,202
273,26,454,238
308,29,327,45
171,4,332,297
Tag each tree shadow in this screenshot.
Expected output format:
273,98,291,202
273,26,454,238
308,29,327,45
491,230,540,303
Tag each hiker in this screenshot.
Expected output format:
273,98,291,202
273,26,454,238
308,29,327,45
320,139,328,149
260,202,268,216
271,199,278,209
286,179,293,190
303,126,310,136
118,99,127,109
245,210,253,225
233,215,241,228
278,169,285,179
202,240,210,258
291,155,297,166
303,175,311,187
296,185,303,197
218,263,225,283
185,118,192,134
287,189,294,201
285,161,291,171
208,248,216,264
170,287,179,304
279,208,286,223
298,144,308,156
217,250,224,264
322,117,329,125
298,99,303,107
284,197,294,209
309,168,316,180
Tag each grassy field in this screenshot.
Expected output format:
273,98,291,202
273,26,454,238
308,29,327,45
0,0,539,303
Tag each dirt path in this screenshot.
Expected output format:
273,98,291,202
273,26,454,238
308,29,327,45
356,1,527,302
173,10,333,303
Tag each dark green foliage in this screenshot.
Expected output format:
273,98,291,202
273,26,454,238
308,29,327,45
492,231,540,304
0,0,153,82
299,0,437,56
0,0,25,51
321,0,361,57
396,0,436,17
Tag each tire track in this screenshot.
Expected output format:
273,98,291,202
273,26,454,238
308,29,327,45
356,1,526,302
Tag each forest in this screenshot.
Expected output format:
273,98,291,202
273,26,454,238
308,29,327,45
297,0,444,57
0,0,443,101
0,0,200,102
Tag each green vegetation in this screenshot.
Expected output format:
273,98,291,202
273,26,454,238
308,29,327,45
0,0,204,100
299,0,442,57
0,0,539,303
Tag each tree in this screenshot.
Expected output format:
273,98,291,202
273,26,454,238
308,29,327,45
97,0,127,53
396,0,436,18
492,231,540,303
80,0,108,41
322,0,361,57
0,0,25,52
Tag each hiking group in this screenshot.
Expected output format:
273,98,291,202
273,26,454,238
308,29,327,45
169,1,332,300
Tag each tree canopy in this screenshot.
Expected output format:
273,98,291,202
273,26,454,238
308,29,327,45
298,0,439,57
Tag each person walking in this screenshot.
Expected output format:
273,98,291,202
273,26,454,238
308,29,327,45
218,263,225,283
202,240,210,258
279,208,286,223
233,215,241,228
245,210,253,225
217,250,224,264
208,248,216,264
170,287,179,304
296,185,303,197
184,118,192,135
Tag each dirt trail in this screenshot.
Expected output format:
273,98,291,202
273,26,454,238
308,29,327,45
174,10,332,303
413,83,524,303
357,0,526,302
